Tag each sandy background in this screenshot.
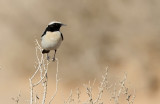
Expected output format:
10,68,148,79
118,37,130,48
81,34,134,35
0,0,160,103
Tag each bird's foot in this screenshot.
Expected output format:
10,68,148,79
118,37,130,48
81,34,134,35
47,56,50,60
52,57,56,62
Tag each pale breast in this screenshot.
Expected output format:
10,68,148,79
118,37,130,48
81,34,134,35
41,31,62,50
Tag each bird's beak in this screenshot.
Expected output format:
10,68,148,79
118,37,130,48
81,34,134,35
61,24,67,26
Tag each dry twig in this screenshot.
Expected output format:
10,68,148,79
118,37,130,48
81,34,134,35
29,39,59,104
49,58,60,104
12,90,21,104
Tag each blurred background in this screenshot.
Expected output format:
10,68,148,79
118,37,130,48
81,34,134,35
0,0,160,103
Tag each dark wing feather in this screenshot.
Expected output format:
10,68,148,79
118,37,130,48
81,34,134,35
41,28,47,37
61,33,64,40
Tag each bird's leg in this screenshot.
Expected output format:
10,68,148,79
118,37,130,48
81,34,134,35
47,53,50,60
52,50,57,61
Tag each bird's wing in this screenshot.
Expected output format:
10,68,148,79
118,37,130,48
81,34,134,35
61,33,64,40
41,28,47,37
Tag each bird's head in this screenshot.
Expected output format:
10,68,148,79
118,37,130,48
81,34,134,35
47,21,66,31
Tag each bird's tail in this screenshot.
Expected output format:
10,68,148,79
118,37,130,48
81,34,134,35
42,49,50,54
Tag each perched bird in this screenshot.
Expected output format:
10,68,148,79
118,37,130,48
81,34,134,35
41,21,66,61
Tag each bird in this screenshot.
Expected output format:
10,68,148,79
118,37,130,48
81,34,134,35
41,21,66,61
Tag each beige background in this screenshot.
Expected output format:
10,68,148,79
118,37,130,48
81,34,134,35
0,0,160,103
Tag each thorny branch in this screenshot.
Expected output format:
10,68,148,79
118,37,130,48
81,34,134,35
12,90,21,104
76,88,81,104
29,39,59,104
110,73,136,104
49,58,60,104
93,68,109,104
79,68,135,104
64,90,74,104
28,40,135,104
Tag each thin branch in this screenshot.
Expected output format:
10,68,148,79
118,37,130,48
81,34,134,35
29,78,33,104
94,68,108,104
12,90,21,104
76,88,81,104
29,39,50,104
49,58,60,104
84,81,93,104
42,74,48,104
64,90,73,104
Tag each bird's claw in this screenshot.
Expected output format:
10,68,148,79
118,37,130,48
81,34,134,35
47,56,50,60
52,57,56,62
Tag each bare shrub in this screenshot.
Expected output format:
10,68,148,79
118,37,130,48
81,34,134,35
29,40,59,104
63,69,136,104
27,40,135,104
